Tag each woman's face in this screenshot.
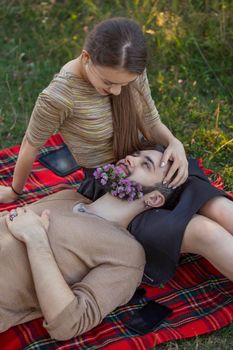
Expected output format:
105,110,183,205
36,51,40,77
84,59,138,96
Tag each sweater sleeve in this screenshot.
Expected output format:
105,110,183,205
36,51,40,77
25,77,74,148
43,257,145,340
43,284,101,341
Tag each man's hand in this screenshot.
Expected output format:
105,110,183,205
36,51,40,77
6,207,50,243
160,138,188,188
0,185,19,203
6,206,75,332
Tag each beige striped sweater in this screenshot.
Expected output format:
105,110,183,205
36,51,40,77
26,69,160,168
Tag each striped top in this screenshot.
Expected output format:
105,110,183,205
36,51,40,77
26,69,160,168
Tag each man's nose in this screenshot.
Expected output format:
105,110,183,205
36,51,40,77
125,155,137,167
109,85,121,96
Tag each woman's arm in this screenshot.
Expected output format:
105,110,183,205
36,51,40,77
12,136,39,193
148,119,188,188
138,70,188,187
0,78,73,204
0,136,39,203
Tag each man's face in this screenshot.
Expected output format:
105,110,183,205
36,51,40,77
116,150,169,187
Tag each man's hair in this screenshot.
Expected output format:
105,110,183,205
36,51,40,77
143,182,184,209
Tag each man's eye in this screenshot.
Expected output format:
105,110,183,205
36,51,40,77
143,161,150,169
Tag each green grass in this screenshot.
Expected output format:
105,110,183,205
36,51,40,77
1,1,233,348
156,326,233,349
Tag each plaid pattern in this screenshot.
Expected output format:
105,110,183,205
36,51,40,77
0,134,85,212
0,134,233,350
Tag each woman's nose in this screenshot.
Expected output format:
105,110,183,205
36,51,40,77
109,85,121,96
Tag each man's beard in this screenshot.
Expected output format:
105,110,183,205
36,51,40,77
93,163,144,202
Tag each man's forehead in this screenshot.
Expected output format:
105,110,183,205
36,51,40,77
139,150,163,163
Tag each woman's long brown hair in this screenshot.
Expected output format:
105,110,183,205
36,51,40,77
110,84,152,160
84,17,151,160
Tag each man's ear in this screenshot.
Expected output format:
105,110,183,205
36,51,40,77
144,190,165,208
81,50,91,64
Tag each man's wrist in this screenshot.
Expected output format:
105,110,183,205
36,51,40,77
25,229,50,247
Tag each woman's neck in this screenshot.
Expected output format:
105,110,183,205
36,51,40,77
62,56,89,82
75,56,89,81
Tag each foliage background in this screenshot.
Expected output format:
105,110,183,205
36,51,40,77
0,0,233,347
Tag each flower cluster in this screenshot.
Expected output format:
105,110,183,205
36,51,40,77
93,164,144,202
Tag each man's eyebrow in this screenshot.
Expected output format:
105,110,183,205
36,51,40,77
145,155,155,171
133,151,156,171
103,77,138,85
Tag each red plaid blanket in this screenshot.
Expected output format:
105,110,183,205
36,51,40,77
1,134,233,350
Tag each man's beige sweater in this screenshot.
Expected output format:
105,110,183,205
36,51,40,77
0,190,145,340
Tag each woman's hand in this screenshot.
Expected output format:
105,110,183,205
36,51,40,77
0,185,19,203
160,138,188,188
6,207,50,243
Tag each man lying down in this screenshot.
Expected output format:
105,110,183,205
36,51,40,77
1,146,231,340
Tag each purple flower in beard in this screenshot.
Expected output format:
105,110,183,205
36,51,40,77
93,163,144,202
93,167,103,179
109,173,116,180
101,179,107,185
114,166,125,177
111,190,118,197
103,164,111,172
117,186,124,193
129,192,136,200
118,192,126,198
